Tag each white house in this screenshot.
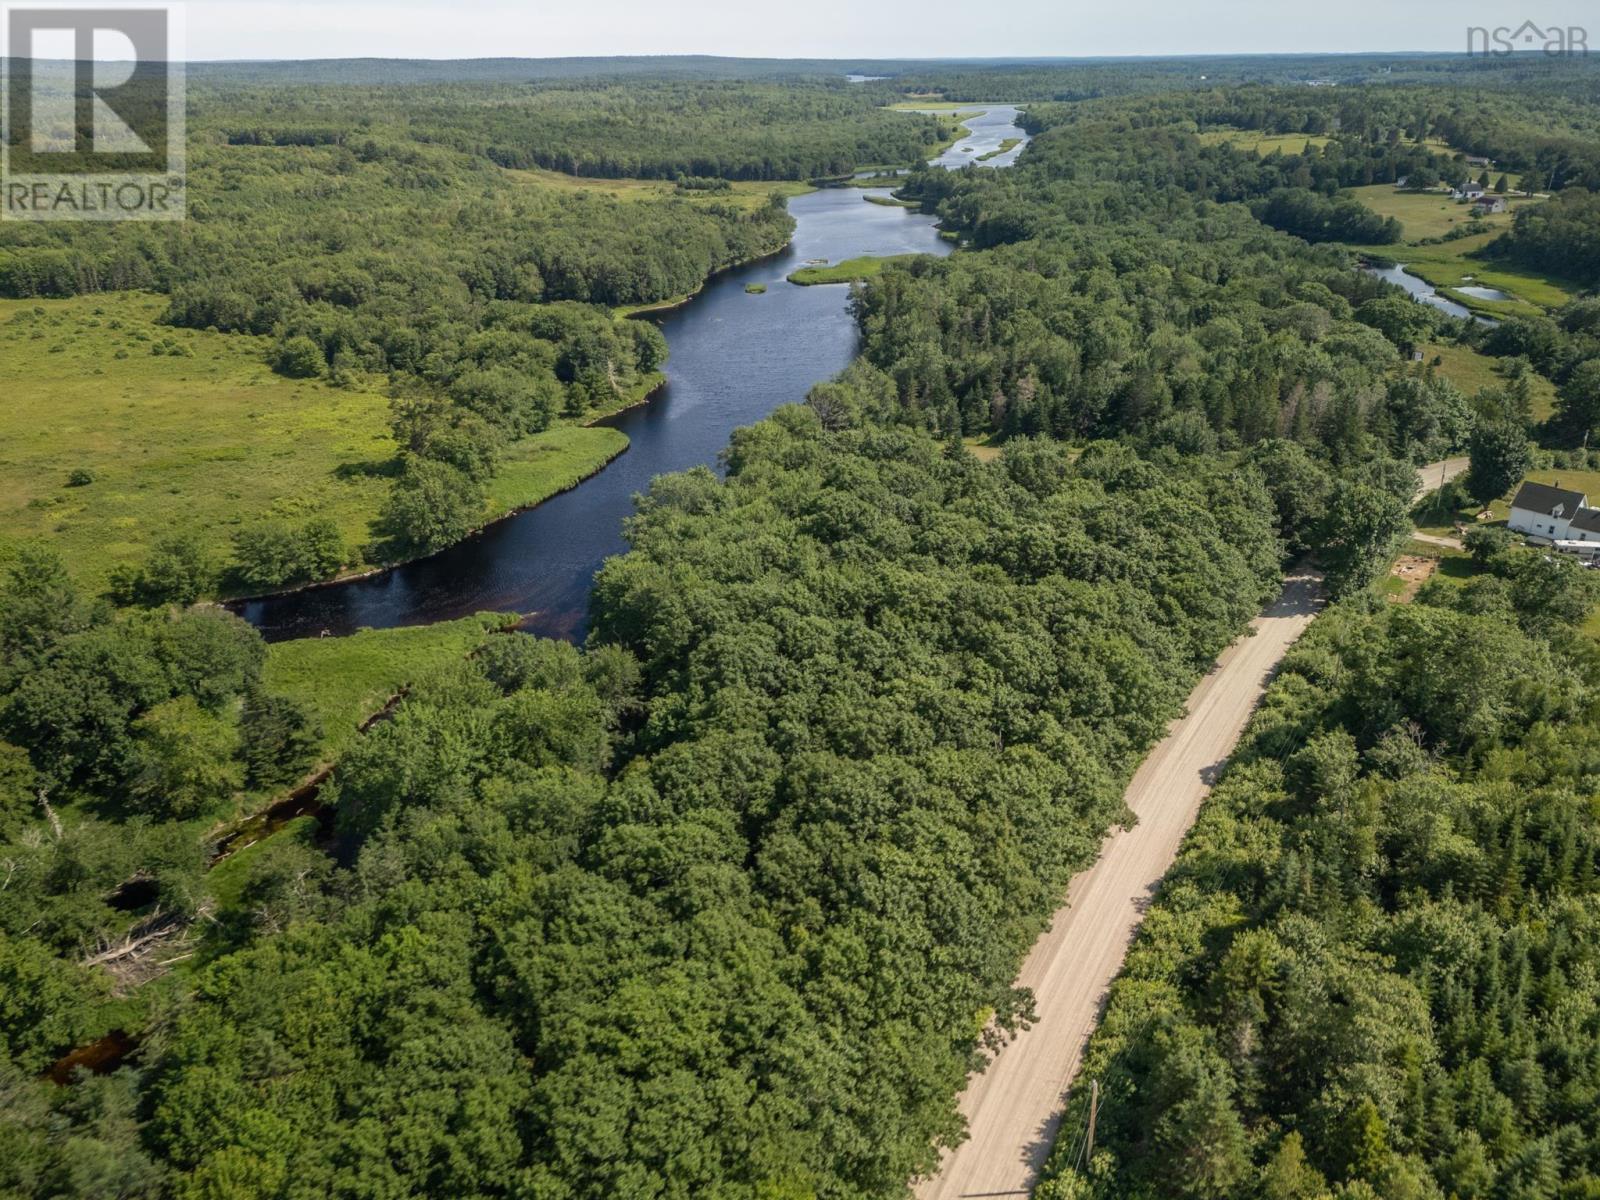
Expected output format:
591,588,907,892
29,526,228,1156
1509,481,1589,540
1568,508,1600,541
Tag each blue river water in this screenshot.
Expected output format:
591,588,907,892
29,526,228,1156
239,108,1029,641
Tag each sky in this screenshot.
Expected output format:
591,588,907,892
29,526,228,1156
170,0,1598,61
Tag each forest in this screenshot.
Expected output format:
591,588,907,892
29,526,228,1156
3,50,1600,1200
2,413,1290,1197
1036,549,1600,1200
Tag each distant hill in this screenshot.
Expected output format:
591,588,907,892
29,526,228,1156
181,55,961,84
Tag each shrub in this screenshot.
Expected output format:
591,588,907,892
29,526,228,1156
1463,524,1514,566
232,517,346,590
270,334,324,378
239,687,321,788
377,458,484,556
110,533,215,607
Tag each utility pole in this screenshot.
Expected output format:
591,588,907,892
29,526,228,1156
1085,1078,1100,1162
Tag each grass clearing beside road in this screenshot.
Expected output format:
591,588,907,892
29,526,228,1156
1414,341,1558,423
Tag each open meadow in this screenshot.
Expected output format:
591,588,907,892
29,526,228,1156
1343,186,1578,315
0,293,629,595
1196,125,1331,153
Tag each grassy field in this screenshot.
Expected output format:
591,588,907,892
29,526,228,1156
0,294,393,593
1417,341,1558,422
487,425,629,517
788,253,922,285
1196,126,1331,154
1345,183,1526,241
1343,188,1576,316
887,102,987,115
0,293,635,595
506,168,812,209
1497,468,1600,519
263,613,509,759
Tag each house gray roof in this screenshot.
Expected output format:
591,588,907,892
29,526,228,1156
1512,481,1587,517
1569,507,1600,534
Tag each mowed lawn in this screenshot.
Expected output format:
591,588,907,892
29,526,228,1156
1491,468,1600,521
1346,184,1526,241
0,293,628,594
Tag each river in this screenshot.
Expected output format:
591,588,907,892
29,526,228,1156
1363,261,1497,325
240,107,1029,642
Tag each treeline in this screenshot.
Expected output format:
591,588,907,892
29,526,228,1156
883,53,1600,105
1025,78,1600,191
193,79,951,184
1038,549,1600,1199
1488,186,1600,284
2,408,1295,1197
855,181,1460,464
448,81,950,179
0,545,322,1074
1253,187,1401,245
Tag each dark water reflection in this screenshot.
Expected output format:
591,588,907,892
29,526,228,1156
240,110,1029,642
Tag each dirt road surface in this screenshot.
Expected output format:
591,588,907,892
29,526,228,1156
915,457,1461,1199
1413,456,1468,505
914,567,1326,1199
1411,531,1465,551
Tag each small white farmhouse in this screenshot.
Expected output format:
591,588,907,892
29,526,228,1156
1508,481,1589,540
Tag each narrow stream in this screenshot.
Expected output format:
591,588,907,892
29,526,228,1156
1363,261,1498,326
240,107,1028,642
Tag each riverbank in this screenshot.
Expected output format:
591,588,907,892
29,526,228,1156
220,422,631,607
614,237,804,318
237,180,965,642
1349,228,1576,320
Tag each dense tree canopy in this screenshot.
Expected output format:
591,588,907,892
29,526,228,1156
4,52,1598,1200
1038,563,1600,1200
